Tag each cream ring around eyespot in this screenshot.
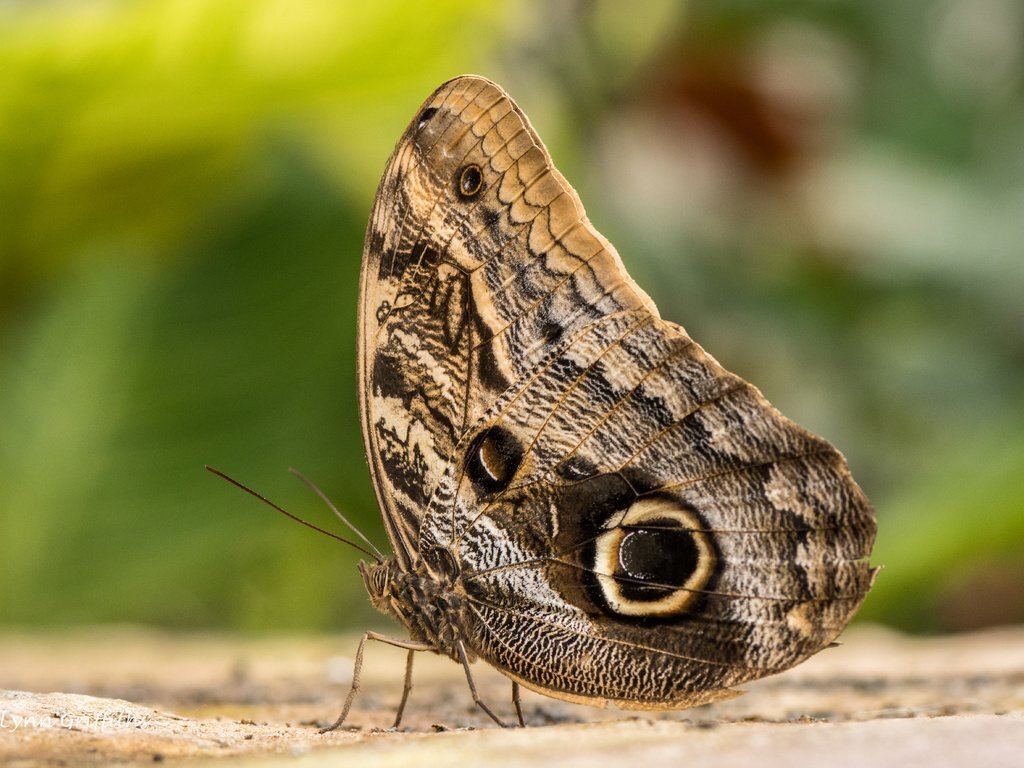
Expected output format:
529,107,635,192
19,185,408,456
457,164,483,198
593,497,717,618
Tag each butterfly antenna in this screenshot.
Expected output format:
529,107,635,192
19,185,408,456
288,467,386,563
205,466,381,562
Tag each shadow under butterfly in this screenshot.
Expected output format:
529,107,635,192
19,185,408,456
212,74,876,730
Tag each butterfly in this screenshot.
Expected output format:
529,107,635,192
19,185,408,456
337,74,875,729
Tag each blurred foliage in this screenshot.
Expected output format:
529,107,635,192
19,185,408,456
1,0,1022,635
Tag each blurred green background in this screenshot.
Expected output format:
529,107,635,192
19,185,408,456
1,0,1022,635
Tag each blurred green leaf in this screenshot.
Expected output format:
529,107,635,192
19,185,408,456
1,0,1022,634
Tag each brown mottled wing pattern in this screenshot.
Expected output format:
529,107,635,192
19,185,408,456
359,75,875,708
358,76,656,567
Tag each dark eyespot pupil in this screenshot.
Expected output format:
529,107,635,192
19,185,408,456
417,107,438,129
467,426,521,493
457,164,483,198
616,526,698,601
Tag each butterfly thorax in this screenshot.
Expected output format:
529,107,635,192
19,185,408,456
358,556,467,662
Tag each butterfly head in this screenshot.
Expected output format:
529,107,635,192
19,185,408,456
358,559,397,614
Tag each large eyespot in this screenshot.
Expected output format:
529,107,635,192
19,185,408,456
592,497,716,618
466,425,522,494
456,164,484,199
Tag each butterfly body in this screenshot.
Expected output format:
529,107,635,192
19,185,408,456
358,559,468,664
353,75,876,719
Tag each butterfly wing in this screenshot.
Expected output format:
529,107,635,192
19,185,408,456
360,75,875,707
359,76,656,568
422,312,875,707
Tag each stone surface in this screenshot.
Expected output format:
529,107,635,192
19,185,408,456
0,624,1022,766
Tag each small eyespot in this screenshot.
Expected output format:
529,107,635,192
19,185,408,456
467,426,522,494
456,164,484,199
417,107,438,130
541,320,563,345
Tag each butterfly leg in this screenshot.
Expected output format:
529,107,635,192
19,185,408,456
456,639,508,728
512,681,525,727
320,631,432,734
392,648,417,728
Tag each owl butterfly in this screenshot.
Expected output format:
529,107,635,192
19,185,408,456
341,75,875,730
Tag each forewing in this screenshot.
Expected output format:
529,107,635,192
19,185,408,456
358,75,655,566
